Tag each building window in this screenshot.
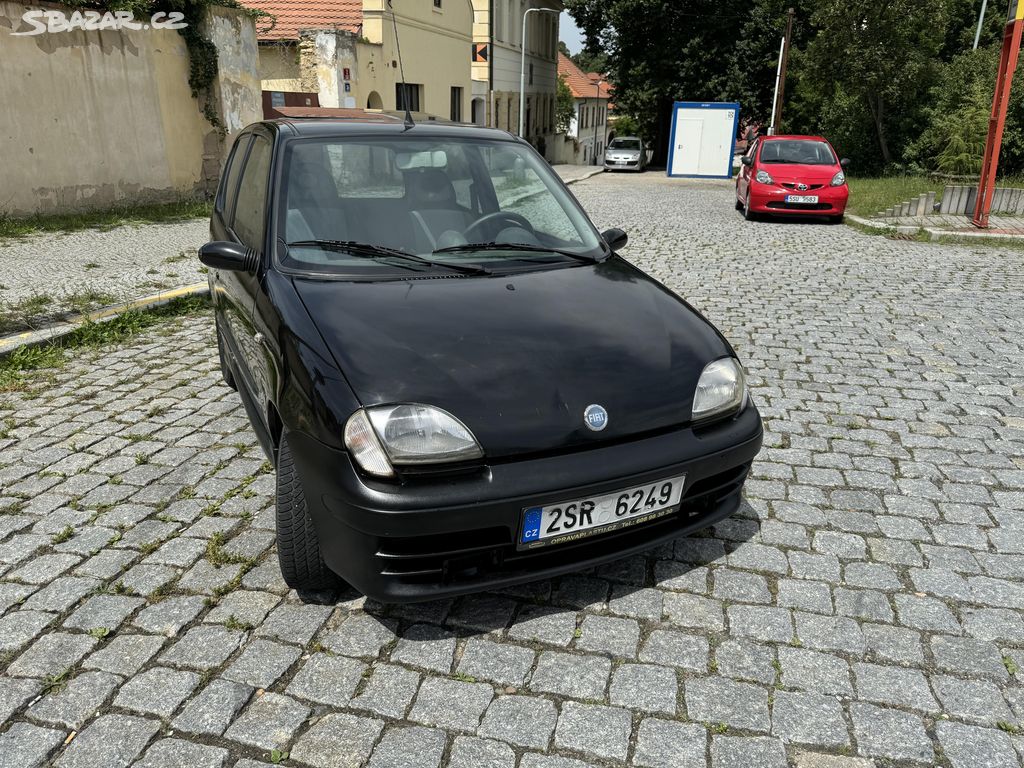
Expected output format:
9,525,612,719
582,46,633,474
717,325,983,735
450,87,463,121
396,83,421,112
495,0,503,40
529,62,534,86
433,0,442,7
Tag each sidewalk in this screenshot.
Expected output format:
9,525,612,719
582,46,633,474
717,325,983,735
849,211,1024,241
552,164,606,184
0,220,208,326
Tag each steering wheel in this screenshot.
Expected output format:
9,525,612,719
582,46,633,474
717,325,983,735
462,210,536,241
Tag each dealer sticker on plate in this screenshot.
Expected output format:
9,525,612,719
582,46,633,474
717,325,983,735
519,475,686,550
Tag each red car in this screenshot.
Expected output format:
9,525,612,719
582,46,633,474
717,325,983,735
736,135,849,222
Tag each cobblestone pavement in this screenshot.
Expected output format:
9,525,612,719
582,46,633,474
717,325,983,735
2,171,1024,767
0,220,208,322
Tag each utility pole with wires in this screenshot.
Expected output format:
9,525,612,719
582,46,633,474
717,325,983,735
769,7,795,135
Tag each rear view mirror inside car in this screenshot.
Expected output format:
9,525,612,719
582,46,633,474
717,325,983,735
396,150,448,170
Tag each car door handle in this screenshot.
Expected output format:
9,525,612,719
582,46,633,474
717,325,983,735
254,332,265,345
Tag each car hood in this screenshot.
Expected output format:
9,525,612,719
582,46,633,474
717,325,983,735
292,258,732,459
760,163,838,184
608,149,641,157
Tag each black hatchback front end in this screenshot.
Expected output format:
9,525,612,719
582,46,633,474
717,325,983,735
288,405,761,602
202,116,762,602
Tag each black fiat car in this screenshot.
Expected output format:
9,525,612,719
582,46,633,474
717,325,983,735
201,116,762,602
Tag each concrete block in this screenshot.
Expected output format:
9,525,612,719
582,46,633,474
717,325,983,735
939,186,953,214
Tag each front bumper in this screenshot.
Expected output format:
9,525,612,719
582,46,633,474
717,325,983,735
288,404,763,602
748,183,848,215
604,157,642,171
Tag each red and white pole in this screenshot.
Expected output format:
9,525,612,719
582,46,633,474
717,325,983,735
973,0,1024,228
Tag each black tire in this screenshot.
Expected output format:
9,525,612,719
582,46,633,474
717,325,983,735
735,189,744,211
215,320,236,391
276,434,342,591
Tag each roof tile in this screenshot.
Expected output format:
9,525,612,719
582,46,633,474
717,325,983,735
243,0,363,41
557,52,611,100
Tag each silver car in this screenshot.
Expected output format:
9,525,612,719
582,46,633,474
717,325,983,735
604,136,647,172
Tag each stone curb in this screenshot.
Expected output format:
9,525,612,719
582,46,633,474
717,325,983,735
0,282,209,359
846,212,1024,242
561,167,607,185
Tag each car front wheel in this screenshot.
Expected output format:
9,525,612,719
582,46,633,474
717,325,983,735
276,433,342,592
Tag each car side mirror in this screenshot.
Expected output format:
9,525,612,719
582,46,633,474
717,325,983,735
741,155,753,167
602,228,628,251
840,158,850,168
199,241,259,272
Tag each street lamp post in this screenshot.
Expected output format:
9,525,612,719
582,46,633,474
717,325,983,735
519,6,560,139
592,77,603,165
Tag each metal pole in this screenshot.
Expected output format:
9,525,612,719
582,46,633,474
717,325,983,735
592,79,603,164
974,10,1024,227
769,37,784,135
519,7,559,138
974,0,989,50
773,7,795,134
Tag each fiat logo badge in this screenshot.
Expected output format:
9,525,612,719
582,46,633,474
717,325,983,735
584,404,608,431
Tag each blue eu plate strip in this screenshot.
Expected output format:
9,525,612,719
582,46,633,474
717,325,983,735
521,507,542,542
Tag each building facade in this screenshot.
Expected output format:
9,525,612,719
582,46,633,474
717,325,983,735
557,52,610,165
470,0,562,149
246,0,473,122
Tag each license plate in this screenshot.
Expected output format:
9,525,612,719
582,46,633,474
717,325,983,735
785,194,819,204
616,160,628,164
519,475,686,550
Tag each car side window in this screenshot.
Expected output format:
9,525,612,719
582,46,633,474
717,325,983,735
233,135,272,250
217,134,250,224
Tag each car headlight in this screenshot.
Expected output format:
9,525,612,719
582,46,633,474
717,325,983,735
692,358,746,422
344,404,483,477
755,170,773,185
831,171,846,186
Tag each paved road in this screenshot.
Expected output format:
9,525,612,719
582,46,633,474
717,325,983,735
1,172,1023,767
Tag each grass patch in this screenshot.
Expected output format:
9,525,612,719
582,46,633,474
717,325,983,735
846,176,941,217
51,526,74,544
0,295,209,393
847,174,1024,217
66,290,118,315
0,198,212,240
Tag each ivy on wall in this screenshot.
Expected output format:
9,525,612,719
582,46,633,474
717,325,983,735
62,0,273,128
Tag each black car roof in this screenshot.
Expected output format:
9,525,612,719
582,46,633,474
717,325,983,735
266,117,522,142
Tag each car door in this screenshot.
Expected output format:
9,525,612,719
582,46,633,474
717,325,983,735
219,130,273,408
737,137,758,199
211,133,251,379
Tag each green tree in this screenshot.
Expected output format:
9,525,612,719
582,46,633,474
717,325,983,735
556,74,577,134
791,0,945,168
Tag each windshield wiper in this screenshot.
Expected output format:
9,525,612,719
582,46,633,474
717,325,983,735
433,242,599,263
287,240,490,275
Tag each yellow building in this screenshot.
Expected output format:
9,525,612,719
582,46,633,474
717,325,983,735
246,0,473,121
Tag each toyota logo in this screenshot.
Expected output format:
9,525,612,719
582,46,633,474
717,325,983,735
796,183,808,191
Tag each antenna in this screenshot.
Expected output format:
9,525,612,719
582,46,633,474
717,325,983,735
387,0,415,129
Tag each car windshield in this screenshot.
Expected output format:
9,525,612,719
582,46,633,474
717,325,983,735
609,139,641,150
759,140,836,165
276,136,604,277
